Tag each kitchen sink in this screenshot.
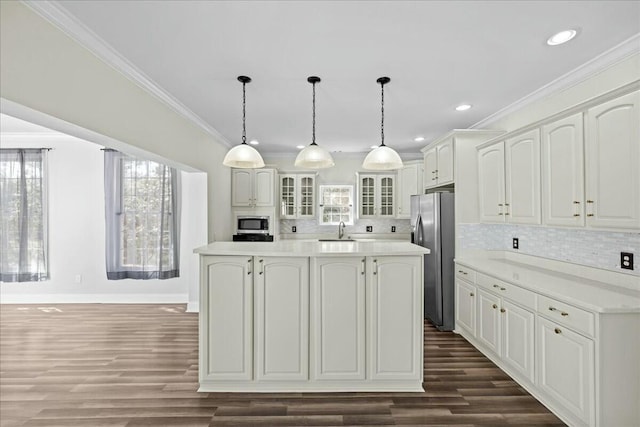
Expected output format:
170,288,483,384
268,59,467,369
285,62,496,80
318,238,355,242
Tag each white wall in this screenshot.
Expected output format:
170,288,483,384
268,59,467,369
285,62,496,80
0,135,208,304
0,1,231,243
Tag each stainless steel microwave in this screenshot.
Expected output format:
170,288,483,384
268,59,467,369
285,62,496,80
236,216,270,234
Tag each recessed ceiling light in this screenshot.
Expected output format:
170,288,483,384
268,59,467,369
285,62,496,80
249,139,259,145
414,136,425,142
547,29,577,46
296,145,305,149
455,104,472,111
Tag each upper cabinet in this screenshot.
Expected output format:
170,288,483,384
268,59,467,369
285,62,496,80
280,173,316,219
232,168,276,207
585,91,640,230
396,161,424,219
542,113,585,227
478,129,541,224
358,173,395,219
423,137,454,189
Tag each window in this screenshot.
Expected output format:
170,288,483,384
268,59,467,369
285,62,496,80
0,149,48,282
318,185,354,225
104,150,179,280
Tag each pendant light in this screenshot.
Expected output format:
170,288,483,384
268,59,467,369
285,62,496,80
362,77,403,170
223,76,265,168
295,76,335,169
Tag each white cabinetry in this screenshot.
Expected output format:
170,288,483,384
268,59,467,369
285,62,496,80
311,257,366,380
232,168,275,207
396,161,423,219
476,289,501,355
542,113,585,227
423,137,454,189
200,256,253,382
585,91,640,230
358,173,395,218
255,257,309,381
280,174,316,219
537,316,594,426
455,278,476,336
368,256,422,380
478,129,541,224
501,299,535,383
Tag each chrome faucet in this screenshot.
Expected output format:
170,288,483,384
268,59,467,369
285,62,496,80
338,221,346,240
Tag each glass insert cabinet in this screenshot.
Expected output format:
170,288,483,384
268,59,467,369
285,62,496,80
358,173,395,219
279,174,317,219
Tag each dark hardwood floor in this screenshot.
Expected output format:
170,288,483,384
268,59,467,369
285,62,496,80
0,304,565,426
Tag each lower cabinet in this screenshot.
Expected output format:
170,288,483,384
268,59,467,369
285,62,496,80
537,316,594,426
200,254,424,391
455,262,639,427
254,257,309,381
200,256,254,382
368,256,423,380
311,257,366,380
455,278,476,336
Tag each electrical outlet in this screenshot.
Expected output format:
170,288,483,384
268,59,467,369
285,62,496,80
366,226,373,232
291,226,296,233
512,237,519,250
621,252,634,270
391,226,396,232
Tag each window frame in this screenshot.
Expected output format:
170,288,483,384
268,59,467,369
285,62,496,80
318,184,354,226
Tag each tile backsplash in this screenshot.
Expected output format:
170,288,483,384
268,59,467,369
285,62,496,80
281,218,411,236
458,223,640,276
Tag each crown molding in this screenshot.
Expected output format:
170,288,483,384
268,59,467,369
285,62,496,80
471,33,640,129
22,0,231,148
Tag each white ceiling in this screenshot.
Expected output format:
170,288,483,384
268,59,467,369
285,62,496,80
50,1,640,154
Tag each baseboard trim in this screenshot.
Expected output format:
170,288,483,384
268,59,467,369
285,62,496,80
0,293,188,304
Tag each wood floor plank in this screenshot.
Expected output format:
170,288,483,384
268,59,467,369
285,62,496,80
0,304,565,426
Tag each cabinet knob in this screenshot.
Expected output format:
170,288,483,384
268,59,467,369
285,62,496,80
500,308,506,313
492,304,498,309
554,328,562,334
470,292,474,297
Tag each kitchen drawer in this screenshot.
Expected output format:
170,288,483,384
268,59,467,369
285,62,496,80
476,273,536,311
455,264,476,282
537,295,594,338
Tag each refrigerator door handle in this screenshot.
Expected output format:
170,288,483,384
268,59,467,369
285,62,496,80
415,214,423,246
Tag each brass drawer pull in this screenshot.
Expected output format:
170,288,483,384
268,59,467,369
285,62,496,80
493,284,500,288
554,328,562,334
561,312,569,317
500,287,506,291
573,214,580,217
549,307,557,312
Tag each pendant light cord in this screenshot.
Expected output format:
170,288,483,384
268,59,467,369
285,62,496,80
380,81,385,147
311,80,317,145
241,80,247,145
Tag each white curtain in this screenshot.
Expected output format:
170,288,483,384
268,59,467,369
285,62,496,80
104,150,179,280
0,149,49,282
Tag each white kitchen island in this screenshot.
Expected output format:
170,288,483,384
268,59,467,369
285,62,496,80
194,240,429,392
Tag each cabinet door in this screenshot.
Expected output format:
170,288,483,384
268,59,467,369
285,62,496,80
455,279,476,337
505,129,541,224
478,142,506,222
280,174,296,218
311,257,366,380
254,169,275,207
298,174,315,218
255,257,309,381
476,289,501,355
501,300,534,383
585,91,640,230
231,169,253,207
542,114,585,227
424,148,437,189
359,175,376,218
397,163,420,219
436,138,454,185
378,175,395,217
368,256,422,380
537,316,594,426
200,256,253,381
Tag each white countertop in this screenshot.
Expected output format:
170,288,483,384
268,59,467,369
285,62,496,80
194,240,429,257
456,252,640,313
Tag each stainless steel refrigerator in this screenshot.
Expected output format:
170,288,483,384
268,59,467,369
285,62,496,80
410,192,455,331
